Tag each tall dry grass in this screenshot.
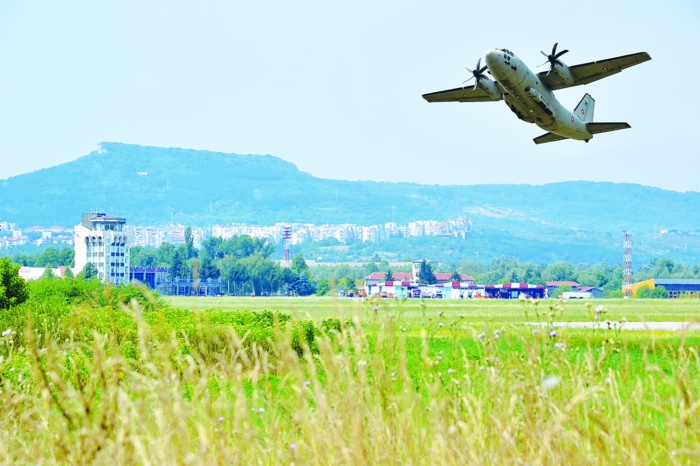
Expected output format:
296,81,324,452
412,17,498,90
0,300,699,464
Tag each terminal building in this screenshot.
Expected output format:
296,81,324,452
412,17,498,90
74,213,131,285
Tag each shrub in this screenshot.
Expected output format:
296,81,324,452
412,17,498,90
0,258,29,309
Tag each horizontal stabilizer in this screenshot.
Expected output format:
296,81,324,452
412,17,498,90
533,132,568,145
587,122,631,134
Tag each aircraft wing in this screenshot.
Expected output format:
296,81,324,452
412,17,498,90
422,86,502,103
539,52,651,91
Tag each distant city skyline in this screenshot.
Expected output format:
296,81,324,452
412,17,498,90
0,216,472,250
0,2,698,192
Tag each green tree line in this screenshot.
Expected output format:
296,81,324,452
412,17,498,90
131,229,315,296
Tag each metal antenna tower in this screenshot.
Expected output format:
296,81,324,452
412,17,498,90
283,226,292,266
623,230,632,297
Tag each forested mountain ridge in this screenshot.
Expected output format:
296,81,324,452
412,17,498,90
1,142,699,263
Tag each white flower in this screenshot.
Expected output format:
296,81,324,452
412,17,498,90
542,375,560,390
1,329,11,338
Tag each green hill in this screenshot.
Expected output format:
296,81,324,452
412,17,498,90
2,142,700,263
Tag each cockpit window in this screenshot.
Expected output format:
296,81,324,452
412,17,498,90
497,48,514,56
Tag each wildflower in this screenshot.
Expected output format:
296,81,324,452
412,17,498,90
258,408,265,413
391,371,396,378
554,342,565,351
290,443,297,451
532,329,538,335
1,329,12,338
605,377,612,385
372,306,378,312
233,429,239,435
437,355,442,361
438,322,444,328
477,333,485,340
595,305,606,315
494,329,500,338
549,330,558,338
542,375,560,390
447,368,455,374
304,380,311,387
357,360,367,370
438,311,444,316
218,417,224,423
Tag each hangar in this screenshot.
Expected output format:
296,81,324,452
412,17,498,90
631,279,700,299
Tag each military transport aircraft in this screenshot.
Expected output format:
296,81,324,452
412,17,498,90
422,44,651,144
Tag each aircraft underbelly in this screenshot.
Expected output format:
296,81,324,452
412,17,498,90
487,50,593,140
494,66,555,126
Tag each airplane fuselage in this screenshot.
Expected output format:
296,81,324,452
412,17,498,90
484,49,592,141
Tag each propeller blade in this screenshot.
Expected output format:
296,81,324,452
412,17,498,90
473,80,478,91
462,76,474,85
552,42,558,56
541,50,548,58
478,66,488,74
554,49,569,59
475,58,481,71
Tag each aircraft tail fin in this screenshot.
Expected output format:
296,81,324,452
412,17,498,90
586,122,631,135
533,132,568,145
574,93,595,122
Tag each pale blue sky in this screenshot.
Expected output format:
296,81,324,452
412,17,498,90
0,1,698,191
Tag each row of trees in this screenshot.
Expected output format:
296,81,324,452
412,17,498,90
131,229,315,296
9,246,74,268
5,233,700,298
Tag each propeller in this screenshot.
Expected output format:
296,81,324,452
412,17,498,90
539,42,569,75
463,58,488,90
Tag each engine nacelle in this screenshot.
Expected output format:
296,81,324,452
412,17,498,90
553,62,575,86
525,87,554,116
478,79,503,101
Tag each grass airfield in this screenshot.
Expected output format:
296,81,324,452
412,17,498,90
167,295,700,325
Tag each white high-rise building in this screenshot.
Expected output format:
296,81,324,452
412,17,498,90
74,213,131,285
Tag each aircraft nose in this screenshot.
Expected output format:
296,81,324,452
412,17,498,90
484,49,500,68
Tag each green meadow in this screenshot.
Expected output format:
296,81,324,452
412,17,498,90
167,294,700,324
1,283,699,464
